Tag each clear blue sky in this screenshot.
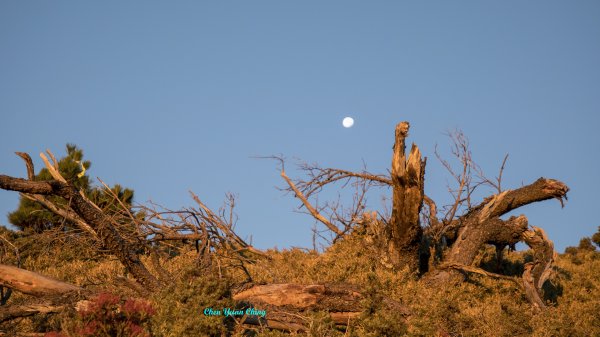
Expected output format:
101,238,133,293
1,1,599,252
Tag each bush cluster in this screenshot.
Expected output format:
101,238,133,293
45,292,154,337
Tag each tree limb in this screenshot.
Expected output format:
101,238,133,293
0,303,66,323
0,264,82,297
279,169,343,236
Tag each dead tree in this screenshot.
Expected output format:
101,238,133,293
277,121,569,310
277,122,426,273
388,121,426,272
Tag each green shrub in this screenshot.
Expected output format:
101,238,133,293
150,269,235,337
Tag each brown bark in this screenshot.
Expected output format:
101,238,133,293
0,264,82,297
427,178,568,296
233,283,362,311
0,303,65,323
521,226,555,310
455,179,563,258
0,173,160,291
444,215,529,271
388,122,426,272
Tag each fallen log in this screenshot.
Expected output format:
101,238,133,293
233,283,408,331
0,264,82,297
233,283,362,311
0,303,65,323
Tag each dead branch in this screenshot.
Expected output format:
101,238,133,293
0,264,82,297
435,130,474,223
426,177,568,307
520,226,556,310
0,303,66,323
279,166,343,236
443,263,521,285
20,193,99,240
189,192,267,258
233,283,362,311
294,163,391,198
15,152,34,180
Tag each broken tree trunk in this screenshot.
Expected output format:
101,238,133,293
388,122,426,273
0,264,82,297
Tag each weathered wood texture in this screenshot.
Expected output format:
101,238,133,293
0,303,65,323
427,178,568,310
233,283,405,331
521,226,556,310
445,178,566,268
233,283,362,311
0,264,81,297
388,122,426,272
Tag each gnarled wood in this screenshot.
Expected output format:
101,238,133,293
521,226,555,310
427,177,568,285
388,122,426,272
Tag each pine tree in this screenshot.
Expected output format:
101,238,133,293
8,144,135,233
592,226,600,248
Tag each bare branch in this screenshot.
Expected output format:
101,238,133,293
0,303,66,324
21,193,99,240
15,152,34,180
279,168,343,236
443,263,522,286
39,151,66,183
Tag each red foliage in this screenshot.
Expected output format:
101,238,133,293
44,332,68,337
122,298,156,317
46,292,155,337
77,321,98,336
127,322,149,337
80,292,120,317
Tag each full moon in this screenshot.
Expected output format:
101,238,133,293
342,117,354,128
